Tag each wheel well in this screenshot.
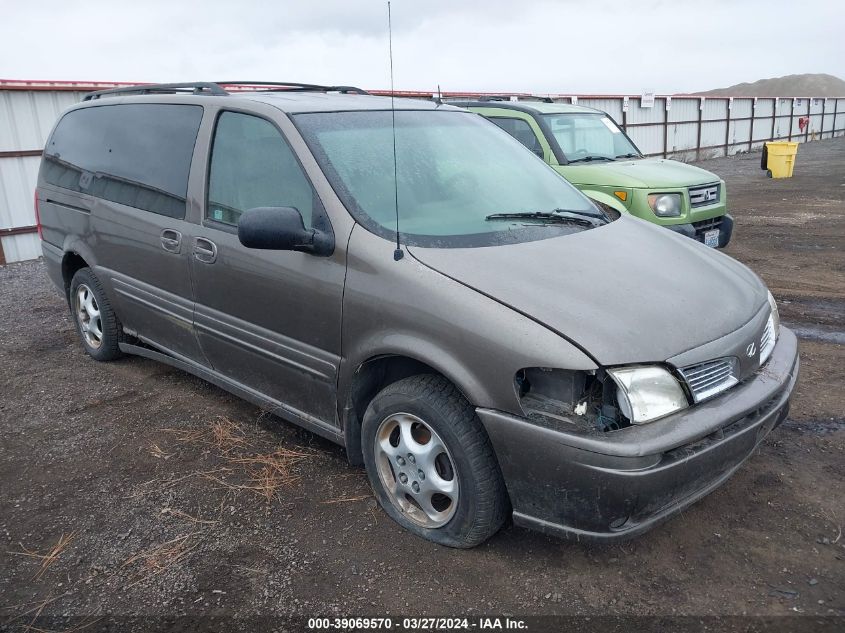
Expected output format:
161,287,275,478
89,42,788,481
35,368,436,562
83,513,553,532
62,252,89,296
343,355,446,466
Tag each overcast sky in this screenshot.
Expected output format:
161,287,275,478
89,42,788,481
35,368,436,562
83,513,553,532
2,0,843,94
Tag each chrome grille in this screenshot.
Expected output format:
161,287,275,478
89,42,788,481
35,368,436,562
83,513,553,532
678,357,739,403
689,183,721,207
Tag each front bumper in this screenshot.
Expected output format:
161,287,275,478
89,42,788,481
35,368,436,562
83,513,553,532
477,327,799,542
666,213,734,248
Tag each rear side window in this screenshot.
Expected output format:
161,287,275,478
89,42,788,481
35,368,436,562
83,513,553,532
42,104,203,219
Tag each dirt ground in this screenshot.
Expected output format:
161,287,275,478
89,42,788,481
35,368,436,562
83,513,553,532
1,138,843,630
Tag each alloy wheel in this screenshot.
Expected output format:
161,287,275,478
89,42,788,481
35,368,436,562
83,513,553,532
373,412,459,528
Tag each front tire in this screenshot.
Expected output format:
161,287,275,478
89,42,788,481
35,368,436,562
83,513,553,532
69,268,124,362
361,374,509,548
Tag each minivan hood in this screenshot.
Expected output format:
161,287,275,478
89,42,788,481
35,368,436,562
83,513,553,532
560,158,720,189
408,216,766,365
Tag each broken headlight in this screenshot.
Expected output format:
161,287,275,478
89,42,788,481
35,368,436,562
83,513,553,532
516,368,631,433
607,366,689,424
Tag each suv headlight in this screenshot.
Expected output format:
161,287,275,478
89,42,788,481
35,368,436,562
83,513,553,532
647,193,682,217
607,366,688,424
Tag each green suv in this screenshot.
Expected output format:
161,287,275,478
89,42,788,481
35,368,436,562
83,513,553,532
457,100,733,248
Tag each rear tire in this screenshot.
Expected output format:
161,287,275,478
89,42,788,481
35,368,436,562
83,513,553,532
69,268,124,362
361,374,509,548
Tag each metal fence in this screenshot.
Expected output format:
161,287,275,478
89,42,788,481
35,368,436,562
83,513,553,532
384,90,845,161
1,79,844,264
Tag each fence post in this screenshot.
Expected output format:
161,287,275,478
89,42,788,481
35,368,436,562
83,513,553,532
748,98,755,152
696,98,704,161
820,98,826,139
788,98,795,141
771,98,777,141
806,98,812,142
724,98,731,157
621,96,628,132
663,98,669,158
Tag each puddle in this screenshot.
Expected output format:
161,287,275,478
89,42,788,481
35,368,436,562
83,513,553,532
783,322,845,345
782,417,845,435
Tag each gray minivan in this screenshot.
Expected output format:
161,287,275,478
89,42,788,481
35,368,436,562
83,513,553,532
36,82,799,548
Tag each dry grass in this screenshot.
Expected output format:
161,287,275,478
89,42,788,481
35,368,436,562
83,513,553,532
202,448,309,502
147,442,174,460
115,416,316,587
162,416,250,453
120,531,202,588
320,494,371,505
156,417,312,503
0,592,101,633
9,532,78,580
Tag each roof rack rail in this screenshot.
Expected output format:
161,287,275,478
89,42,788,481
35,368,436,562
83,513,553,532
476,95,554,103
218,81,369,95
84,82,229,101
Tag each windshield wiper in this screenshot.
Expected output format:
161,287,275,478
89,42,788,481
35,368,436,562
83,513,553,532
485,211,602,227
615,153,640,159
567,155,615,164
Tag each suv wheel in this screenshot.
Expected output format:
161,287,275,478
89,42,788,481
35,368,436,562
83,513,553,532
70,268,124,361
361,374,509,548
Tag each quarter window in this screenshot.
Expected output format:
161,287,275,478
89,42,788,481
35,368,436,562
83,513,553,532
207,111,317,227
42,104,203,219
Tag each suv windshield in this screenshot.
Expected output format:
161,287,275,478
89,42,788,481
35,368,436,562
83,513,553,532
543,113,640,162
294,110,606,247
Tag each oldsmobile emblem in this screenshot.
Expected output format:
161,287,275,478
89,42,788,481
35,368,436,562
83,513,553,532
746,342,756,357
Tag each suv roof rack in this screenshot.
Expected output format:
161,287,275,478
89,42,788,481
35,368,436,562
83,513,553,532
84,81,369,101
83,82,229,100
475,95,554,103
218,81,369,95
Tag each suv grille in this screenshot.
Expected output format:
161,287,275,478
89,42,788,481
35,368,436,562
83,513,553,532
692,216,723,233
689,183,720,207
678,357,738,403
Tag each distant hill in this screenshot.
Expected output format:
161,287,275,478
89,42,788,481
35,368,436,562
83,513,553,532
698,73,845,97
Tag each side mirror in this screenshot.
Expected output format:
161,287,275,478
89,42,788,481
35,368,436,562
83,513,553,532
237,207,334,256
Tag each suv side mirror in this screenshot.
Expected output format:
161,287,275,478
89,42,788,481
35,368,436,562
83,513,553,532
237,207,334,256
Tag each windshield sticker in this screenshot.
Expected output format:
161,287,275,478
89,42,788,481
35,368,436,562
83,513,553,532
601,117,621,134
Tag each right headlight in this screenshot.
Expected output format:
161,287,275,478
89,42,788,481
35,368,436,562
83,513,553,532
647,193,682,217
607,365,689,424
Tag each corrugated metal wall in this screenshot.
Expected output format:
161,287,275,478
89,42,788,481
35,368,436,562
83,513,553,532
0,86,89,263
1,81,844,263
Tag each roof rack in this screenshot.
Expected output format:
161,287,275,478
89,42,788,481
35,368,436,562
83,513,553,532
476,95,554,103
218,81,369,95
83,81,369,101
84,82,228,100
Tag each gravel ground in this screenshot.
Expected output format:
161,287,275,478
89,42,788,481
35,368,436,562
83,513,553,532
0,138,843,631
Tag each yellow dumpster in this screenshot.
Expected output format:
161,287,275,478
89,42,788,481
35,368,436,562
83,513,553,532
765,141,798,178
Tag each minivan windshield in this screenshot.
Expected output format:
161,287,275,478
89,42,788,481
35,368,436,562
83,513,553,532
294,110,607,247
543,113,641,162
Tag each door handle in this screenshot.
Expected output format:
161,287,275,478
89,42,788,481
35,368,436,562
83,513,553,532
193,237,218,264
160,229,182,253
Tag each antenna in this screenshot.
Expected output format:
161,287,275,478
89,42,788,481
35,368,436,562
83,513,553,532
388,1,403,261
